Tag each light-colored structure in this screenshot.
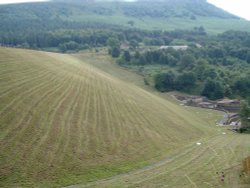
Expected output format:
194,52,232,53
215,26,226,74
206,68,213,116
160,45,188,50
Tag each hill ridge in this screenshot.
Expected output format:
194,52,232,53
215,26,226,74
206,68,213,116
0,0,249,34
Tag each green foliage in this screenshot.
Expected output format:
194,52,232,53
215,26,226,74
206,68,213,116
201,79,224,100
154,71,197,92
109,46,120,58
240,101,250,129
123,51,131,62
193,59,209,80
127,20,135,27
107,37,120,48
234,76,250,98
129,40,139,49
59,41,80,52
176,72,197,91
246,52,250,64
179,54,195,70
155,71,176,92
116,29,250,100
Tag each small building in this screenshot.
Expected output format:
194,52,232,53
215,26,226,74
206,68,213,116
160,45,188,50
120,43,130,51
195,43,202,48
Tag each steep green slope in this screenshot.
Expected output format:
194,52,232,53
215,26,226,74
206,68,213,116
0,47,220,187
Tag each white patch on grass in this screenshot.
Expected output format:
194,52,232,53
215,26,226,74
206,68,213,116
196,142,201,146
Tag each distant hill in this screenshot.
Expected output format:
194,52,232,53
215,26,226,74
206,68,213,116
51,0,238,19
0,0,250,33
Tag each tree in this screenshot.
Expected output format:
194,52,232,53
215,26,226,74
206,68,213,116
224,84,233,97
202,79,215,99
154,71,176,92
246,51,250,64
127,20,135,27
234,76,250,98
134,51,140,59
123,51,131,62
176,72,196,90
213,82,224,99
193,59,209,80
240,101,250,131
109,46,120,58
208,47,225,59
59,41,79,52
204,67,218,79
167,54,178,66
139,55,147,65
107,37,120,48
179,54,195,70
201,79,224,100
130,40,139,49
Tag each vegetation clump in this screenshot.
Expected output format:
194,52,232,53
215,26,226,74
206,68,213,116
115,29,250,100
239,101,250,132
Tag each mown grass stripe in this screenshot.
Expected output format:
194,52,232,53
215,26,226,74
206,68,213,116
0,71,57,117
27,75,76,165
56,76,84,164
2,74,70,147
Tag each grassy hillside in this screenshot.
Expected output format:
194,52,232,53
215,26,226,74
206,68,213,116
0,47,222,187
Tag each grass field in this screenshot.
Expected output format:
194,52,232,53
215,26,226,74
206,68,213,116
68,133,250,188
0,47,249,187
